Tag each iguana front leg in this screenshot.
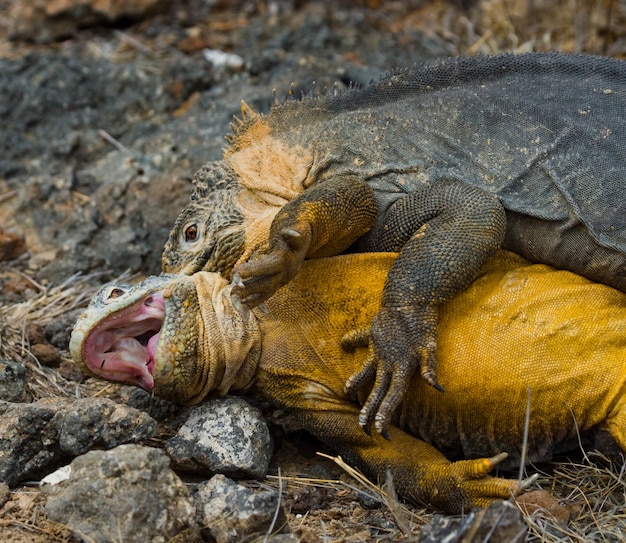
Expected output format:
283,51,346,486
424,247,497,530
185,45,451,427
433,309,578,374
296,407,535,513
230,176,378,307
233,175,505,438
346,179,506,437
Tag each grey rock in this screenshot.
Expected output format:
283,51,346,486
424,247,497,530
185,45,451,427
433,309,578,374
52,396,157,455
0,50,215,281
42,444,196,543
124,386,188,423
165,396,272,479
418,500,528,543
0,397,156,486
0,360,31,402
195,474,286,543
0,52,214,176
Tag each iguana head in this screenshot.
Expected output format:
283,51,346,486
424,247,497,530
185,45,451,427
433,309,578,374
162,159,291,277
70,272,261,405
162,161,247,277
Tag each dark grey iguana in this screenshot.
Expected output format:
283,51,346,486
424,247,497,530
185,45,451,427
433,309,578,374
162,52,626,437
70,251,626,513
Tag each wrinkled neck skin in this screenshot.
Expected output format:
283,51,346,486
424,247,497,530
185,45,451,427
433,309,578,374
153,272,262,405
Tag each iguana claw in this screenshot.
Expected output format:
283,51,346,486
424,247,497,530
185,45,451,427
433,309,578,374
280,227,302,240
232,272,245,288
518,473,540,491
344,310,444,438
230,292,250,320
231,224,311,308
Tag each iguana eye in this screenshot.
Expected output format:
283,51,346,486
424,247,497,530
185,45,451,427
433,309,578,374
184,224,199,243
104,286,127,303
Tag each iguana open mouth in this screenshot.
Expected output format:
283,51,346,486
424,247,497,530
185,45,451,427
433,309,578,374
81,292,165,391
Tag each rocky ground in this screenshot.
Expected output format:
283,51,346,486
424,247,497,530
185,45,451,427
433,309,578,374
1,1,626,542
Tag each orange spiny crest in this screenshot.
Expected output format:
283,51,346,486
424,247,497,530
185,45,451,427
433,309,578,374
227,100,260,143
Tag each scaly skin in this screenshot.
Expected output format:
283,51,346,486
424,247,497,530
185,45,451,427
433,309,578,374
162,52,626,437
71,251,626,513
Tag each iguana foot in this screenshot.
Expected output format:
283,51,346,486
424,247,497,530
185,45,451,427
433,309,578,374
343,307,444,438
231,225,311,308
430,453,539,511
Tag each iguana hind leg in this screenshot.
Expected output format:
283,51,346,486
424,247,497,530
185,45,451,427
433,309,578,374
295,407,536,513
346,178,506,437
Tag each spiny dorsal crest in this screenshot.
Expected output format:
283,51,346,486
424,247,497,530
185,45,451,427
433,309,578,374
225,100,260,144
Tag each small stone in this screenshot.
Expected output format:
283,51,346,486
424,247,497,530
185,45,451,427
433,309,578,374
165,396,272,479
195,474,286,543
516,490,570,523
30,343,62,367
0,360,31,402
0,482,10,507
418,500,528,543
202,49,245,71
58,359,85,382
25,322,46,344
0,229,26,261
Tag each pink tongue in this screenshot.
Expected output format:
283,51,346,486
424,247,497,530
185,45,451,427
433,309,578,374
146,333,160,372
114,337,148,362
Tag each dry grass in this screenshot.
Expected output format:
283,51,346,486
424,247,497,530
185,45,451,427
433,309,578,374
0,266,133,401
523,454,626,542
391,0,626,57
251,450,626,542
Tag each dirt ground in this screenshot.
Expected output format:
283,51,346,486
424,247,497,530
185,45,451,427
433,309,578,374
1,1,626,541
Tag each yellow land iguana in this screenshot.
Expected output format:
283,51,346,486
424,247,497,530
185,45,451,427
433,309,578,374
70,251,626,513
161,52,626,437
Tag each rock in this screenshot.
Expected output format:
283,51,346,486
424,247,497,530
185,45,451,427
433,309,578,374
42,444,196,543
8,0,169,42
125,387,187,422
0,360,31,402
25,322,46,344
165,396,272,479
0,229,26,261
30,343,62,367
0,397,156,486
515,490,570,523
418,500,528,543
0,50,215,281
52,396,157,455
202,49,245,71
44,309,83,351
58,359,87,382
194,474,289,543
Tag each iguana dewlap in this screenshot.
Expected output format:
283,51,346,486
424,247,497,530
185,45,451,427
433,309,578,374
162,52,626,436
71,251,626,513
